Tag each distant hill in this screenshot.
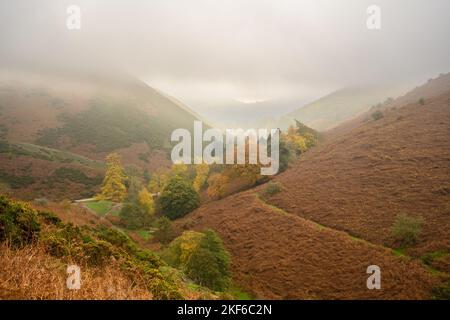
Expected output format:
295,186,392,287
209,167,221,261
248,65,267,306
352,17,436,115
0,69,203,200
271,85,408,132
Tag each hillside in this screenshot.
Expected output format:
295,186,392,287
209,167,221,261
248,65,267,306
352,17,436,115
0,195,220,300
274,85,408,132
0,69,202,200
175,75,450,299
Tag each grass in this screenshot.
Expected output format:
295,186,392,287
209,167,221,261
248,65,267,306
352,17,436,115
228,285,253,300
136,229,151,241
392,248,406,257
108,205,121,217
84,200,113,216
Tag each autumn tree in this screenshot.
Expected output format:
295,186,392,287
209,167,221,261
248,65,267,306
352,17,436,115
148,169,169,194
138,187,155,217
207,173,229,200
193,163,210,192
120,178,154,229
170,163,190,179
97,153,127,202
158,175,199,220
162,230,231,291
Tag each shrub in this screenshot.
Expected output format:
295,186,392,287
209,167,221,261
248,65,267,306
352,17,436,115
97,227,136,253
38,210,62,226
391,214,423,246
419,98,425,105
432,282,450,300
153,216,174,244
371,110,384,121
81,240,113,266
0,171,35,189
0,195,40,247
261,182,282,198
158,176,199,220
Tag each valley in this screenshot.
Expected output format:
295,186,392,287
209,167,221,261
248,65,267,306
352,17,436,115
0,70,449,300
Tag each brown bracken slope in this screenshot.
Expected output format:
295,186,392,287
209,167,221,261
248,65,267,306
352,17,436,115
268,75,450,259
176,74,450,299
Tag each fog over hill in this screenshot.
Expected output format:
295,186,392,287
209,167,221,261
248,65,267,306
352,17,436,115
1,0,450,128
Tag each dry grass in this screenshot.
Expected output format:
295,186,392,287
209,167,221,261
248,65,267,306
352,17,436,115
175,192,438,299
0,243,152,300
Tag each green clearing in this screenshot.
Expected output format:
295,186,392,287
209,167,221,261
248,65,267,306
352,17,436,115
136,229,152,241
84,200,113,216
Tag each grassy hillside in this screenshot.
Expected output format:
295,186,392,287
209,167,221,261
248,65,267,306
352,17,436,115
0,141,104,200
0,195,220,299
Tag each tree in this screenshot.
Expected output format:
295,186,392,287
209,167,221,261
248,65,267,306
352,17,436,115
170,163,189,179
119,178,153,229
193,163,210,192
148,169,169,194
207,173,229,200
138,187,155,217
153,216,174,244
119,202,152,230
186,230,231,291
163,229,231,291
158,175,199,220
97,153,127,202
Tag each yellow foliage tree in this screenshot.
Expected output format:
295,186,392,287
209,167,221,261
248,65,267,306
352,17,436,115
148,169,169,194
165,231,204,266
171,163,189,179
97,153,127,202
193,163,210,192
138,187,155,216
207,173,229,200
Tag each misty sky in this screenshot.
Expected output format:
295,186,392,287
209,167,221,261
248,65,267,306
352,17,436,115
0,0,449,116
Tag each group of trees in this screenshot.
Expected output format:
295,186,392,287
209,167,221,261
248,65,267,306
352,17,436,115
97,121,319,226
283,120,319,157
162,229,231,291
96,153,156,229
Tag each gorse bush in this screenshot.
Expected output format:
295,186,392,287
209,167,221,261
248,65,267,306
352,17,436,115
0,195,40,247
391,213,423,247
158,175,199,220
261,182,282,198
